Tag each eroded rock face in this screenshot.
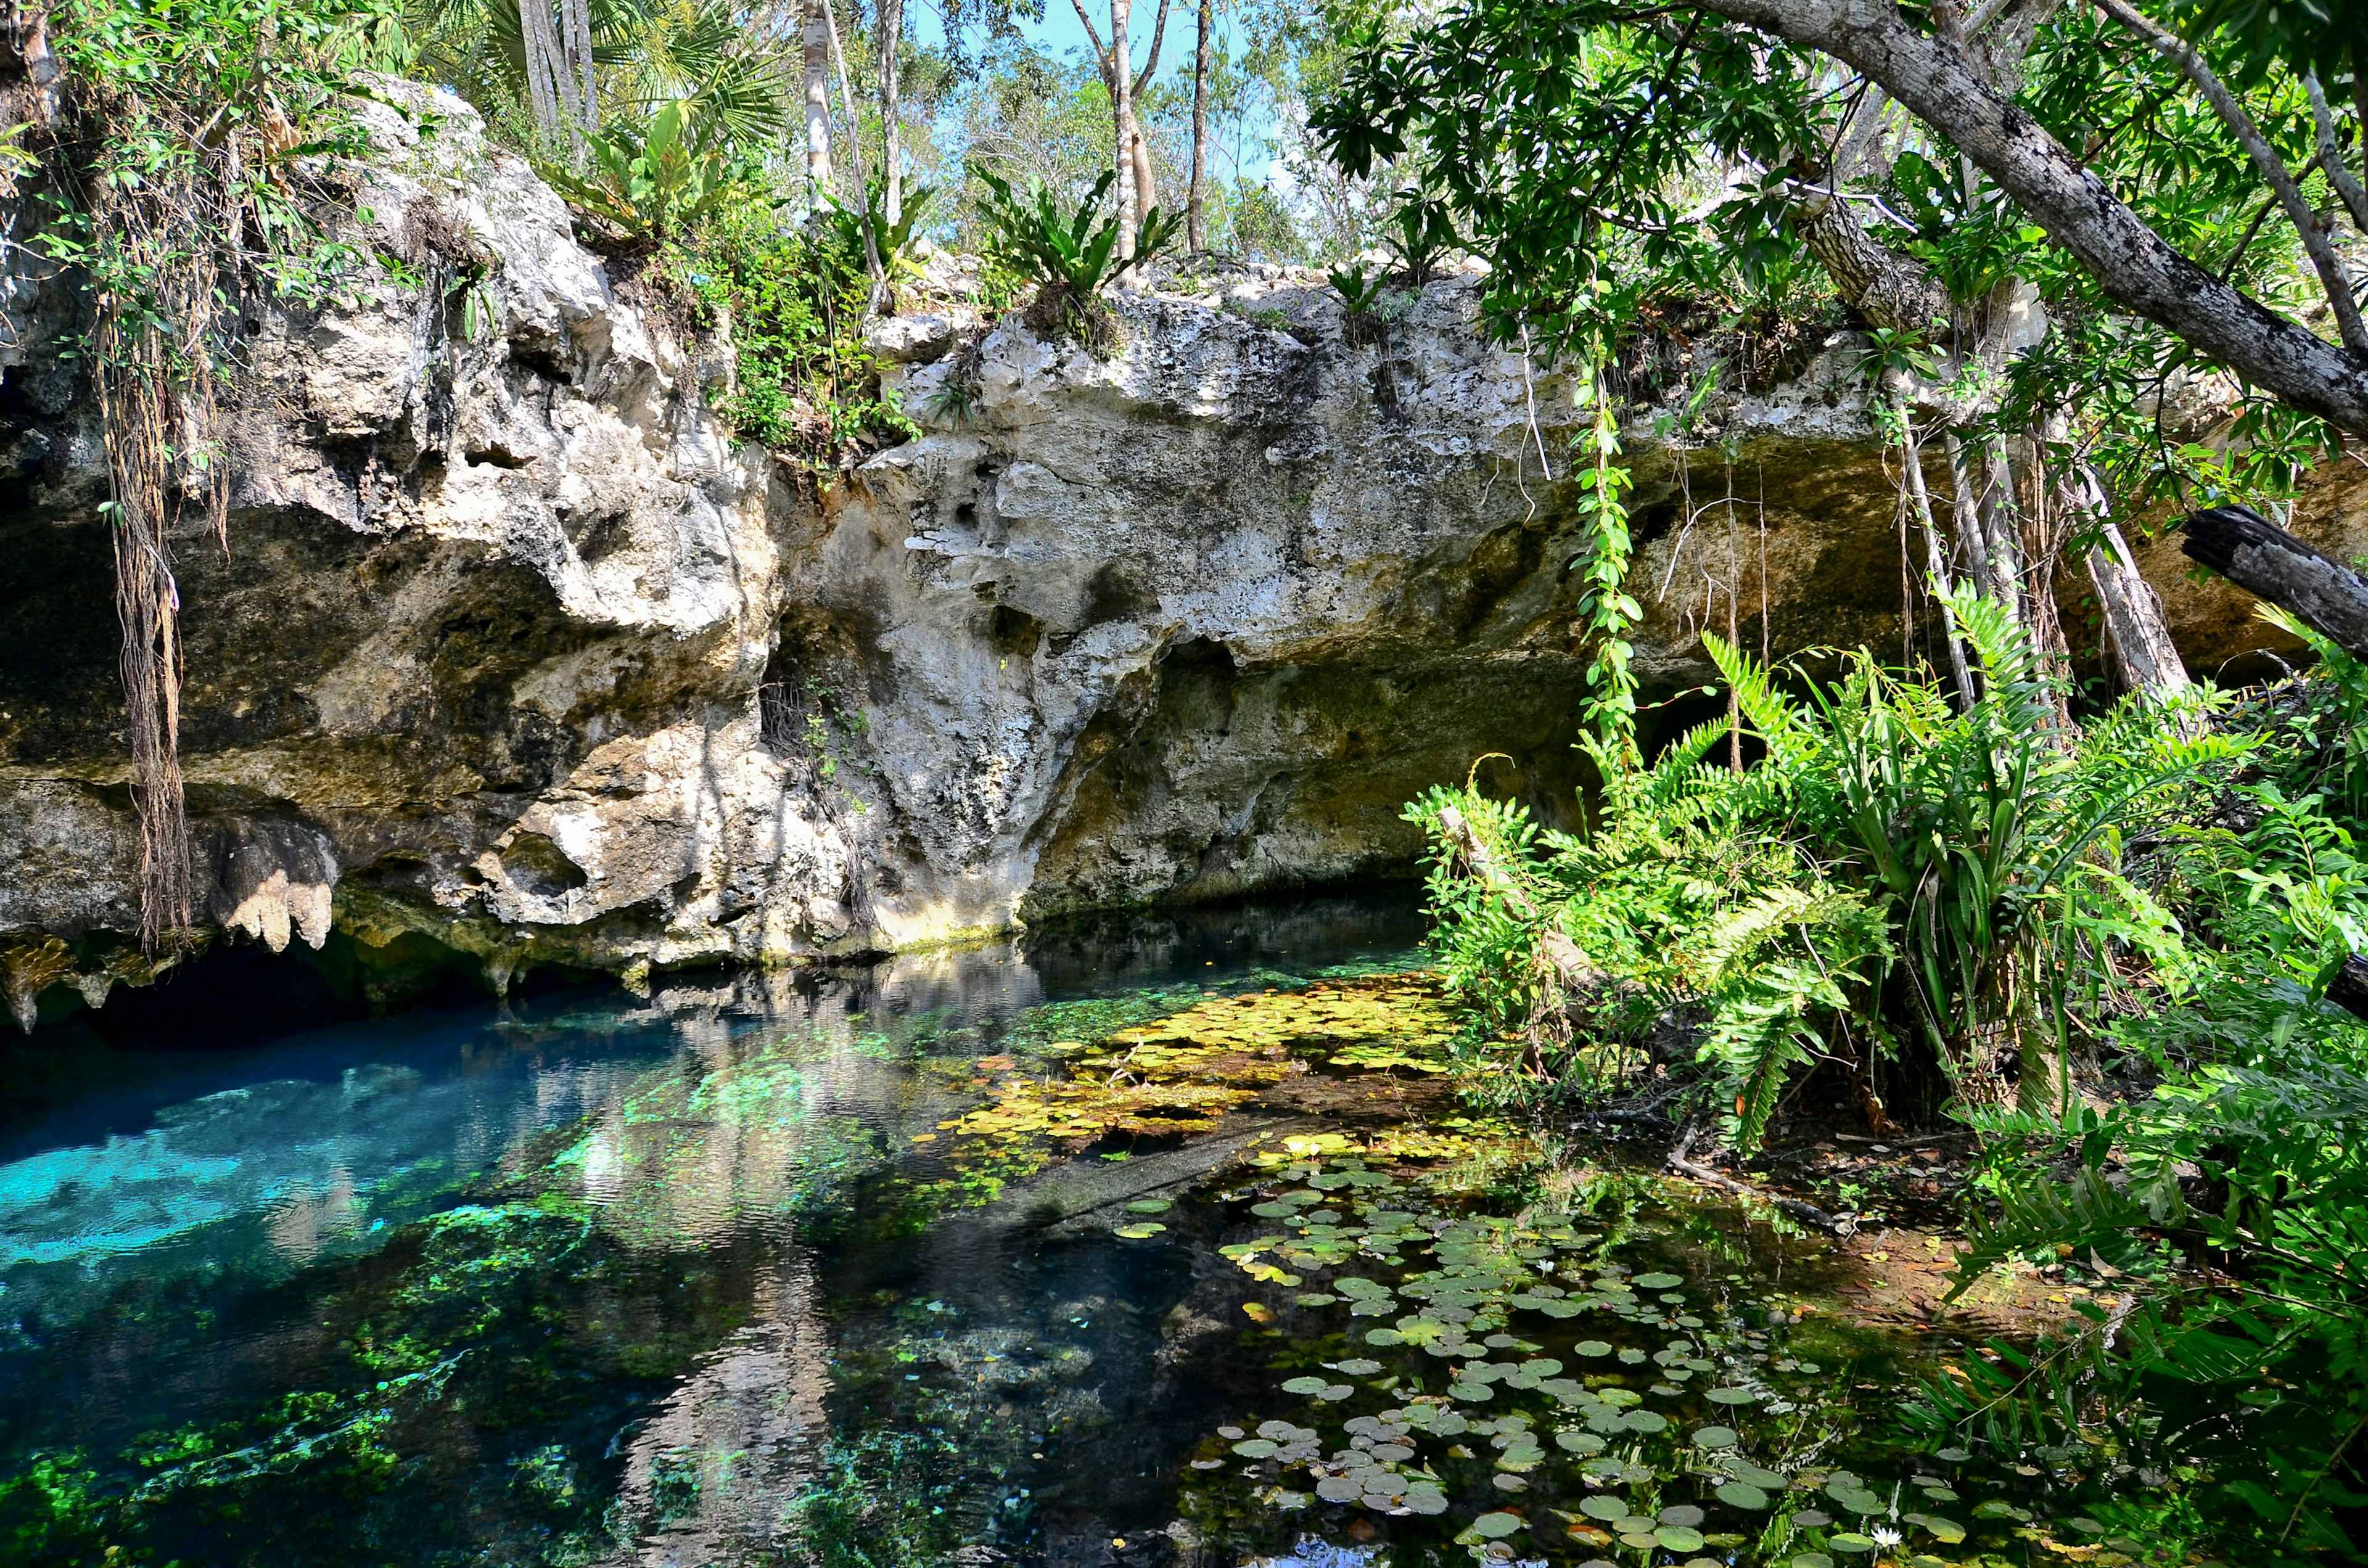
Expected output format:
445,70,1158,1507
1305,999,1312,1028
0,84,2360,1024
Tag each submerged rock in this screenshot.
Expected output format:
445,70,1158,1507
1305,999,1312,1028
1,81,2361,1019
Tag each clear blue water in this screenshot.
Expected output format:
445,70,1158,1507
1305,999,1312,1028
0,895,1430,1567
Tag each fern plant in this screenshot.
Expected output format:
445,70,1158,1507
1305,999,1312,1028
1408,578,2242,1150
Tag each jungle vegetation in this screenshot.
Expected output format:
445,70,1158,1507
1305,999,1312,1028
13,0,2368,1558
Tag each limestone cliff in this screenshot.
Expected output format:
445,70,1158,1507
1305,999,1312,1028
0,84,2359,1028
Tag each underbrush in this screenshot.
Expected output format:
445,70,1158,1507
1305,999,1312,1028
1410,597,2368,1561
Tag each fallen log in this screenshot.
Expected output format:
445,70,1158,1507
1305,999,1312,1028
1666,1122,1846,1234
1434,803,1601,994
2182,504,2368,660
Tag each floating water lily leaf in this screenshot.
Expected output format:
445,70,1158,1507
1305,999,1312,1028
1281,1376,1331,1395
1471,1511,1524,1538
1315,1476,1362,1502
1231,1439,1278,1458
1333,1358,1384,1376
1114,1223,1165,1238
1936,1446,1972,1462
1574,1339,1613,1357
1125,1199,1173,1213
1791,1510,1833,1529
1622,1411,1668,1434
1655,1526,1706,1551
1790,1556,1835,1568
1715,1482,1771,1510
1556,1429,1606,1455
1827,1534,1876,1554
1364,1328,1405,1347
2065,1517,2105,1536
1632,1272,1683,1289
1706,1385,1758,1405
1692,1425,1738,1450
1972,1500,2031,1521
1902,1513,1965,1543
1580,1496,1628,1521
1317,1383,1354,1401
1251,1202,1296,1218
1404,1486,1449,1516
1296,1292,1339,1306
1659,1505,1705,1529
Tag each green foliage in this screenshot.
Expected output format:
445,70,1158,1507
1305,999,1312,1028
1412,587,2239,1148
1570,383,1640,760
969,164,1182,337
660,205,916,462
538,96,758,241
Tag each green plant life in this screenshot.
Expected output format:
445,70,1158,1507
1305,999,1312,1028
658,201,916,464
537,96,760,242
969,163,1183,342
1412,585,2242,1149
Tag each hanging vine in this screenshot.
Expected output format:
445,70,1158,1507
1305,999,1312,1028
22,0,395,950
1570,366,1639,768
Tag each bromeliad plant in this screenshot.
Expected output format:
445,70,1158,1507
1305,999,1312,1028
970,165,1182,343
539,96,758,242
1412,583,2240,1150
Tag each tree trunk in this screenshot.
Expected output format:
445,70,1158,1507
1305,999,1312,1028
877,0,903,229
2182,504,2368,660
1188,0,1210,251
802,0,834,215
1110,0,1138,260
1692,0,2368,440
2070,467,2188,699
1896,400,1975,707
1108,0,1137,260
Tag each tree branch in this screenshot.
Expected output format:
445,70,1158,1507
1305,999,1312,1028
1132,0,1171,99
2094,0,2366,356
2304,72,2368,236
1688,0,2368,438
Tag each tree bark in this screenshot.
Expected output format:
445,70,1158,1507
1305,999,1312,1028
877,0,903,228
1434,805,1600,995
1188,0,1211,251
1109,0,1138,260
818,0,883,286
1897,403,1976,707
2071,466,2188,700
2182,504,2368,660
1692,0,2368,439
802,0,834,215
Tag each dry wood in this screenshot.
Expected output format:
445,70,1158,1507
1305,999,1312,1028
2182,504,2368,660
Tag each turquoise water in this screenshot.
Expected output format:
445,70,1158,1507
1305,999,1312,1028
0,895,2109,1567
0,897,1430,1566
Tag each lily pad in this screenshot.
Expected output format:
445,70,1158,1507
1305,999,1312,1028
1655,1526,1707,1552
1632,1271,1684,1289
1692,1425,1739,1449
1579,1496,1629,1521
1902,1513,1965,1544
1470,1510,1524,1539
1230,1439,1278,1458
1280,1376,1331,1395
1790,1557,1835,1568
1714,1482,1771,1509
1659,1506,1706,1528
1315,1476,1362,1502
1125,1199,1173,1213
1332,1357,1384,1376
1706,1386,1759,1405
1574,1339,1614,1357
1113,1223,1166,1239
1827,1534,1876,1554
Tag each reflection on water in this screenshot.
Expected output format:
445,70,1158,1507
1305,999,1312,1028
0,892,1428,1567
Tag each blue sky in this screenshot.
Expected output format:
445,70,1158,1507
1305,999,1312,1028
904,0,1249,96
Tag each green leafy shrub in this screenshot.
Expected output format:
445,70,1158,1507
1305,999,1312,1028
659,203,915,464
1410,583,2238,1147
969,165,1181,342
540,97,759,242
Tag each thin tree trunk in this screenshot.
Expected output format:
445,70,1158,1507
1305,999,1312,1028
818,0,883,287
558,0,596,139
2070,467,2189,700
1897,400,1975,707
802,0,834,216
518,0,567,146
1942,429,2007,612
1109,0,1138,260
877,0,903,229
1188,0,1210,251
